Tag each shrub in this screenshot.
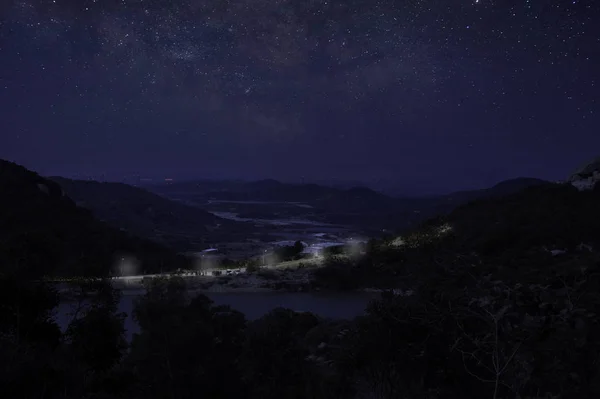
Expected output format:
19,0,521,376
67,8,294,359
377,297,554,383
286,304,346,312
257,269,278,280
245,260,261,273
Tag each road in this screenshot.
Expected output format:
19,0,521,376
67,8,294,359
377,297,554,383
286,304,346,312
107,256,323,286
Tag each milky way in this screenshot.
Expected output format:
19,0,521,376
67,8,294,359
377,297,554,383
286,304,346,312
1,1,599,191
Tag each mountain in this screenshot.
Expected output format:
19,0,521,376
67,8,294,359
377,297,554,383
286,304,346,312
147,177,550,234
415,177,550,215
317,179,600,290
359,177,551,232
152,177,546,205
444,177,548,201
144,179,246,197
204,180,338,202
569,156,600,190
435,182,600,255
51,177,251,251
0,160,190,278
162,179,398,209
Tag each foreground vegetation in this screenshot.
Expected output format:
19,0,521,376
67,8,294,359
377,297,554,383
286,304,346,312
4,246,600,399
3,160,600,398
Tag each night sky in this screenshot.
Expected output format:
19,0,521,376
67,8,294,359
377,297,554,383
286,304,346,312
1,0,598,194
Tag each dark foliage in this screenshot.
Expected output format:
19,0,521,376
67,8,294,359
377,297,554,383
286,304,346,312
274,240,305,261
240,308,322,399
0,275,129,399
126,277,247,399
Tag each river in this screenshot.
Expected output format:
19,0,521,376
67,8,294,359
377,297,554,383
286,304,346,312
56,290,378,341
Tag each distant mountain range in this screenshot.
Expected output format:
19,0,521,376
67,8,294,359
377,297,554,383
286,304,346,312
1,155,597,279
0,160,190,277
149,177,550,233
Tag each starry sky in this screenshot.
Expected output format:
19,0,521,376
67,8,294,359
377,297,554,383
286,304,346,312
1,0,598,194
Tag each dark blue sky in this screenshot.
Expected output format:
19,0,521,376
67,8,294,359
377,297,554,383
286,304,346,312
1,0,598,194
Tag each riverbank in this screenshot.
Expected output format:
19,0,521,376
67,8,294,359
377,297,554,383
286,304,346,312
95,260,323,293
54,253,395,298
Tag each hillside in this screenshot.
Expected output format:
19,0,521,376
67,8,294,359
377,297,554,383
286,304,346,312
440,182,600,254
404,177,550,220
51,177,255,250
314,180,600,290
0,160,190,277
433,177,548,206
311,181,600,398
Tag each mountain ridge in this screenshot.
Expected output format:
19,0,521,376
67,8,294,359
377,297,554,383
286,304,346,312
50,177,254,251
148,176,550,234
0,160,190,277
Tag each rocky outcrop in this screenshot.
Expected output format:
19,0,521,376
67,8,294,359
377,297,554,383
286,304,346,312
568,157,600,191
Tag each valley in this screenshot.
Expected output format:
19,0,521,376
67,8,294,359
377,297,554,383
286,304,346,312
3,158,600,399
137,177,549,263
3,1,597,395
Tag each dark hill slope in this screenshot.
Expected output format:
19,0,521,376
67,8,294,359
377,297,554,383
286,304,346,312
152,178,547,229
0,160,189,277
314,181,600,290
441,182,600,255
435,177,548,208
50,177,246,250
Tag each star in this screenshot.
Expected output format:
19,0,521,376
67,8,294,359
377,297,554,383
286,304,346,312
0,0,598,186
